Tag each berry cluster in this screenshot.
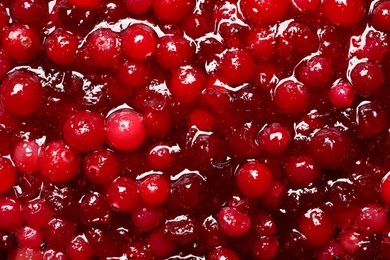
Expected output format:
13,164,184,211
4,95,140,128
0,0,390,259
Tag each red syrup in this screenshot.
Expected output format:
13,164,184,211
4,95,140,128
0,0,390,259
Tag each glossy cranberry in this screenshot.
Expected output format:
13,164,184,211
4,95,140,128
149,227,177,258
236,162,273,198
298,208,335,248
147,144,177,171
139,175,170,206
68,0,102,9
44,218,76,249
23,199,53,228
220,49,255,86
15,226,43,248
328,81,355,109
57,1,97,34
152,0,195,23
12,247,42,260
201,215,229,250
259,124,291,155
125,241,154,260
251,235,279,260
66,234,94,260
1,70,43,117
289,0,320,12
187,109,215,131
350,61,384,97
97,0,128,23
323,0,365,27
338,229,364,255
309,128,349,169
201,76,233,114
0,157,17,193
156,35,193,70
372,1,390,31
144,109,171,137
2,24,41,63
354,204,387,234
246,26,276,60
0,198,23,231
253,211,277,236
297,56,333,89
181,13,213,39
218,207,251,237
45,29,78,66
106,176,139,213
0,50,12,82
356,101,387,137
126,0,152,14
39,140,81,183
106,110,146,151
13,0,47,25
317,241,344,260
240,0,289,25
274,80,309,116
80,192,112,225
163,214,200,245
349,27,389,62
131,204,164,230
118,60,151,90
170,66,206,103
83,149,120,185
207,247,240,260
87,28,121,69
122,24,157,62
12,141,40,174
284,156,320,186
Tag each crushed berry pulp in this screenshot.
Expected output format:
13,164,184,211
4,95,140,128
1,0,390,259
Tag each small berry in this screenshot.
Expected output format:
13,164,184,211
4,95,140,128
251,235,280,260
354,204,387,234
170,66,206,103
66,234,94,260
13,141,40,174
45,29,78,66
79,192,112,225
350,61,384,97
16,226,43,248
218,207,251,237
284,156,320,186
274,80,308,116
149,227,177,258
328,81,355,108
152,0,195,24
156,35,193,70
0,157,18,193
106,176,139,213
147,144,177,171
317,241,344,260
372,1,390,31
131,204,164,230
0,198,23,231
122,24,157,62
126,0,152,15
23,199,53,228
323,0,365,27
44,218,76,249
259,124,291,155
220,49,256,86
296,56,333,89
207,247,240,260
356,101,387,137
83,149,120,186
118,60,151,89
139,175,170,206
338,229,364,255
236,162,273,198
240,0,289,25
13,0,47,25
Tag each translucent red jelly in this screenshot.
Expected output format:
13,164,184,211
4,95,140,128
1,0,390,259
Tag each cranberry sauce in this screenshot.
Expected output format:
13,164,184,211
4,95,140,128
1,0,390,259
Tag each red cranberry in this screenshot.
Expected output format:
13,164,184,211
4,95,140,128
147,144,177,171
338,229,364,255
118,60,151,90
13,141,40,174
83,149,120,186
207,247,240,260
246,26,276,60
144,109,171,137
163,214,200,245
44,218,76,249
229,122,263,159
309,128,349,169
187,109,215,131
284,156,320,186
152,0,195,24
149,227,177,258
139,175,170,206
23,199,53,228
181,13,213,39
323,0,365,27
354,204,387,234
201,215,230,251
236,162,273,198
39,140,81,183
106,110,146,151
296,56,333,89
122,24,157,62
251,235,280,260
328,81,355,109
15,226,43,248
131,204,164,230
201,76,233,114
13,0,47,25
57,1,97,34
80,192,112,225
218,207,251,237
240,0,289,25
125,241,154,259
317,241,345,260
259,124,291,155
170,66,206,103
372,1,390,31
12,247,42,260
87,28,122,69
45,29,78,66
156,35,193,70
0,50,13,82
289,0,320,12
274,80,309,116
63,110,105,153
106,176,139,213
97,0,128,23
356,101,387,137
350,61,384,97
68,0,102,9
220,49,255,86
0,157,17,193
253,211,277,236
126,0,152,15
349,27,389,62
0,198,23,231
66,234,94,260
298,208,335,248
1,70,44,117
2,24,41,63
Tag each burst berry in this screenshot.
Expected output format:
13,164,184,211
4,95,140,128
218,207,251,237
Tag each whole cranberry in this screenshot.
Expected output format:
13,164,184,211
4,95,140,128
118,60,151,90
139,175,170,206
274,80,309,116
323,0,365,27
284,156,320,186
13,141,40,174
328,81,355,109
251,235,280,260
126,0,152,14
149,227,177,258
152,0,195,24
0,157,17,193
218,207,251,237
23,199,53,228
207,247,240,260
131,204,164,230
66,234,94,260
350,61,384,97
79,192,112,225
12,0,47,25
68,0,102,9
296,56,333,89
156,35,193,70
45,29,78,66
259,124,291,155
83,149,120,186
169,66,206,103
220,49,255,86
240,0,289,25
15,226,43,248
122,24,157,62
44,218,76,249
0,198,23,231
372,1,390,31
317,241,344,260
106,176,139,213
236,162,273,198
356,101,387,138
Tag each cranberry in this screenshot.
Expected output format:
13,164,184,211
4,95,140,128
349,61,384,97
148,227,177,258
309,128,349,169
39,140,81,183
125,241,154,259
152,0,195,24
349,27,389,62
57,1,97,34
354,204,387,234
0,157,17,193
0,198,23,231
323,0,365,27
251,235,280,260
181,13,213,39
144,109,171,137
147,144,177,171
240,0,289,25
131,204,164,230
44,218,76,249
0,50,13,82
80,192,112,225
246,26,276,60
15,226,43,248
187,109,215,131
118,60,151,90
139,175,170,206
170,66,206,103
284,156,320,186
66,234,94,260
296,56,333,89
207,247,240,260
236,162,273,198
68,0,102,9
106,110,147,151
220,49,255,86
1,70,44,117
45,29,78,66
290,0,320,12
163,214,200,245
97,0,128,23
122,24,157,62
12,247,42,260
126,0,152,15
12,0,47,25
298,208,335,248
252,211,277,236
218,207,251,237
23,199,53,228
372,1,390,31
356,101,387,138
0,4,8,30
83,149,120,185
259,124,291,155
201,76,233,114
156,35,193,70
338,229,364,255
328,81,355,109
201,215,230,250
2,24,41,63
13,141,40,174
317,241,344,260
106,176,139,213
274,80,309,116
